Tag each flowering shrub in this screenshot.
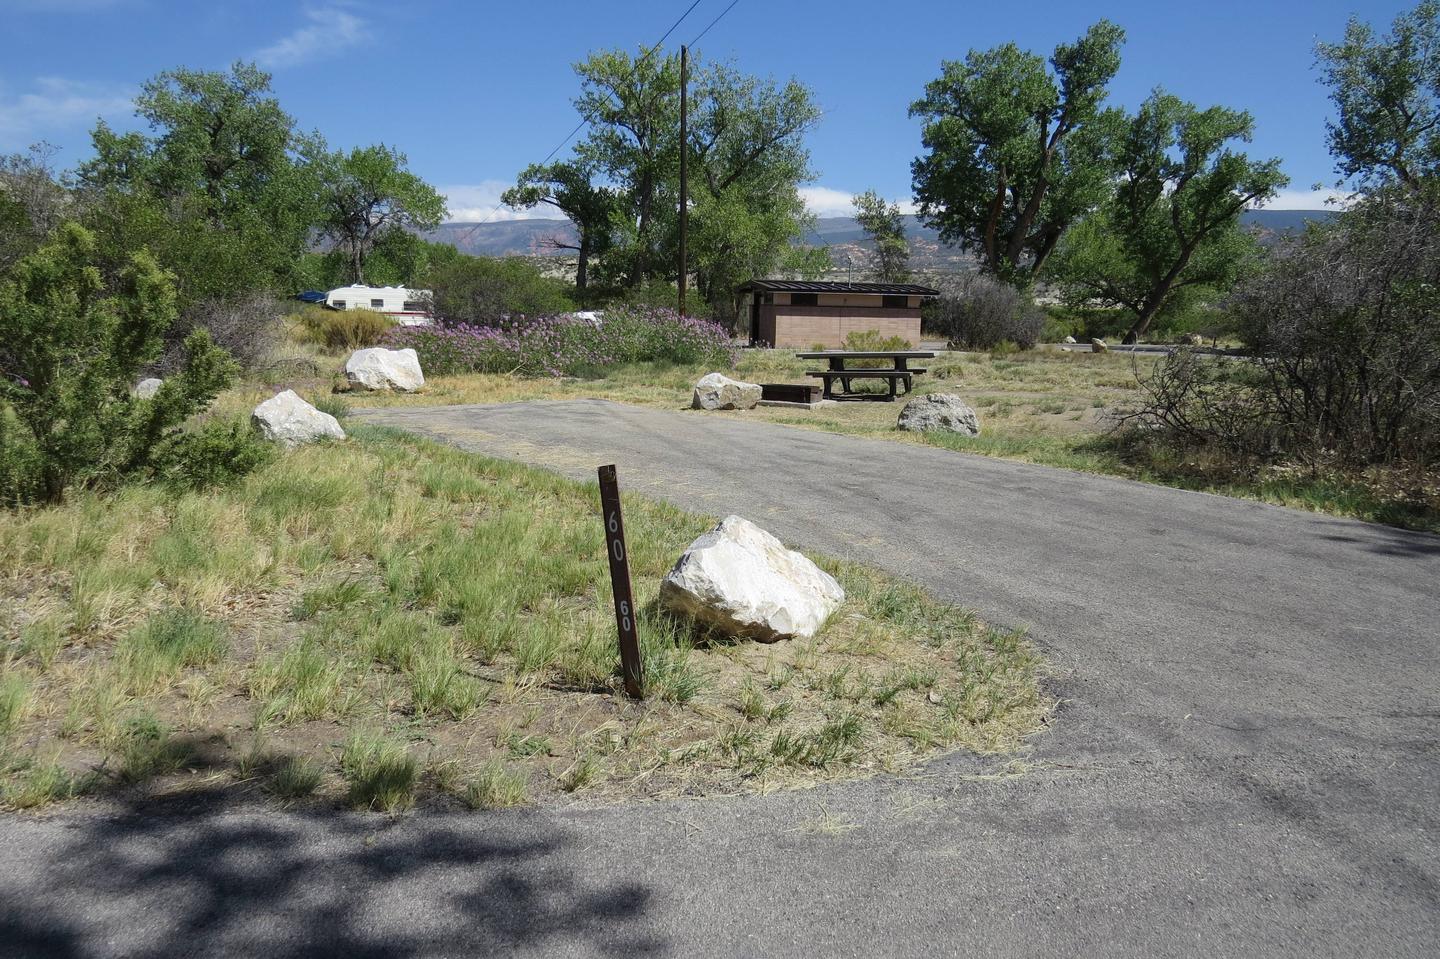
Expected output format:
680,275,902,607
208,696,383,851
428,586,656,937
384,306,735,378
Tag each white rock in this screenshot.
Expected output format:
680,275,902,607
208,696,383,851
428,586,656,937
344,347,425,392
1062,335,1077,344
659,515,845,642
252,390,345,448
692,372,762,411
1090,338,1109,353
132,377,164,399
897,393,981,436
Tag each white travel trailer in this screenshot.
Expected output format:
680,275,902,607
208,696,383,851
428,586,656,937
324,285,433,326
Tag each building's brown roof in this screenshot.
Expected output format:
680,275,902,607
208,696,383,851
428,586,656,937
737,279,940,297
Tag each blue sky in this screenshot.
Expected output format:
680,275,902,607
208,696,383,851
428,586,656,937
0,0,1413,221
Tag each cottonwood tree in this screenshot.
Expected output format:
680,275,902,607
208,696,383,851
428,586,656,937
910,20,1126,286
572,49,682,288
77,62,321,303
685,60,826,321
851,190,910,282
502,161,617,292
1054,92,1286,343
314,144,446,284
569,49,824,318
1318,1,1440,189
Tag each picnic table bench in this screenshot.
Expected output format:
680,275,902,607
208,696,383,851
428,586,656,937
795,350,937,401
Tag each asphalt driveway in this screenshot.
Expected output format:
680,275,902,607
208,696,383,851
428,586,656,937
3,399,1437,958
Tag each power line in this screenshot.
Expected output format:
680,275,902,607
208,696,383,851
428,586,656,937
453,0,708,245
687,0,739,46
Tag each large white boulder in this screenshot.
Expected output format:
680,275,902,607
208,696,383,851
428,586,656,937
132,377,164,399
1090,338,1109,354
345,347,425,392
252,390,345,448
897,393,981,436
692,372,762,411
659,516,845,642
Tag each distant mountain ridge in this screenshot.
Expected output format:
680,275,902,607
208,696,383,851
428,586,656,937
423,209,1336,262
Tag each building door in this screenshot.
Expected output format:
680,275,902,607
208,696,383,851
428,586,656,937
750,295,760,346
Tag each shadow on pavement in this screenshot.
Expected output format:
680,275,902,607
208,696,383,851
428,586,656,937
0,788,664,958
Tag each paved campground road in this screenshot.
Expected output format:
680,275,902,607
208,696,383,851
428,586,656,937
4,399,1438,958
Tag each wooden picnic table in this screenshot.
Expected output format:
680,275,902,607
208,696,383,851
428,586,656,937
795,350,937,401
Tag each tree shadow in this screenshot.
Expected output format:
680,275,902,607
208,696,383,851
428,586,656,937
0,788,665,957
1315,518,1440,558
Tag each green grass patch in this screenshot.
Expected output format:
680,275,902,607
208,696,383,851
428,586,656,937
341,731,418,812
0,424,1052,809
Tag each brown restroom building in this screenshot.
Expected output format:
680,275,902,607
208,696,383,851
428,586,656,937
737,279,940,349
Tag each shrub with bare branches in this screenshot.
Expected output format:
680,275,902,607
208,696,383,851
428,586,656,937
1125,186,1440,466
929,273,1045,350
156,294,284,375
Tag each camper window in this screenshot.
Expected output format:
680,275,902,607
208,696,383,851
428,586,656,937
332,300,346,309
370,298,384,309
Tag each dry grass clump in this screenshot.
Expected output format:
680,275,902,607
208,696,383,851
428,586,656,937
287,305,395,350
0,426,1051,810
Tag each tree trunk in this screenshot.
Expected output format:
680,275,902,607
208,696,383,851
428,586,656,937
576,233,590,292
1122,245,1198,344
350,237,365,285
1122,299,1163,344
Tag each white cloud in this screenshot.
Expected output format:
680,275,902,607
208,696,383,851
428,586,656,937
800,185,916,218
441,181,568,222
1251,188,1354,211
0,77,133,149
255,6,368,69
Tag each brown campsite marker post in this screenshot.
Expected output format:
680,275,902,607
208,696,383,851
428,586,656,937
597,465,644,699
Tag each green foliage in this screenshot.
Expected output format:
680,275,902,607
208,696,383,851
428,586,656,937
503,160,617,291
314,144,447,285
910,20,1127,285
78,62,320,306
852,190,910,282
1052,91,1285,342
572,49,823,324
843,329,912,370
1318,1,1440,189
427,255,574,324
150,417,276,491
0,224,237,505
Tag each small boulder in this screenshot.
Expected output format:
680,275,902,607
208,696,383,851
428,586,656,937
345,347,425,392
1062,335,1077,344
132,377,164,399
1180,333,1203,346
692,372,762,411
252,390,345,448
659,515,845,642
1090,338,1109,353
897,393,981,436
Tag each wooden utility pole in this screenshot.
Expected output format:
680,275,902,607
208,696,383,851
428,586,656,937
678,44,688,317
